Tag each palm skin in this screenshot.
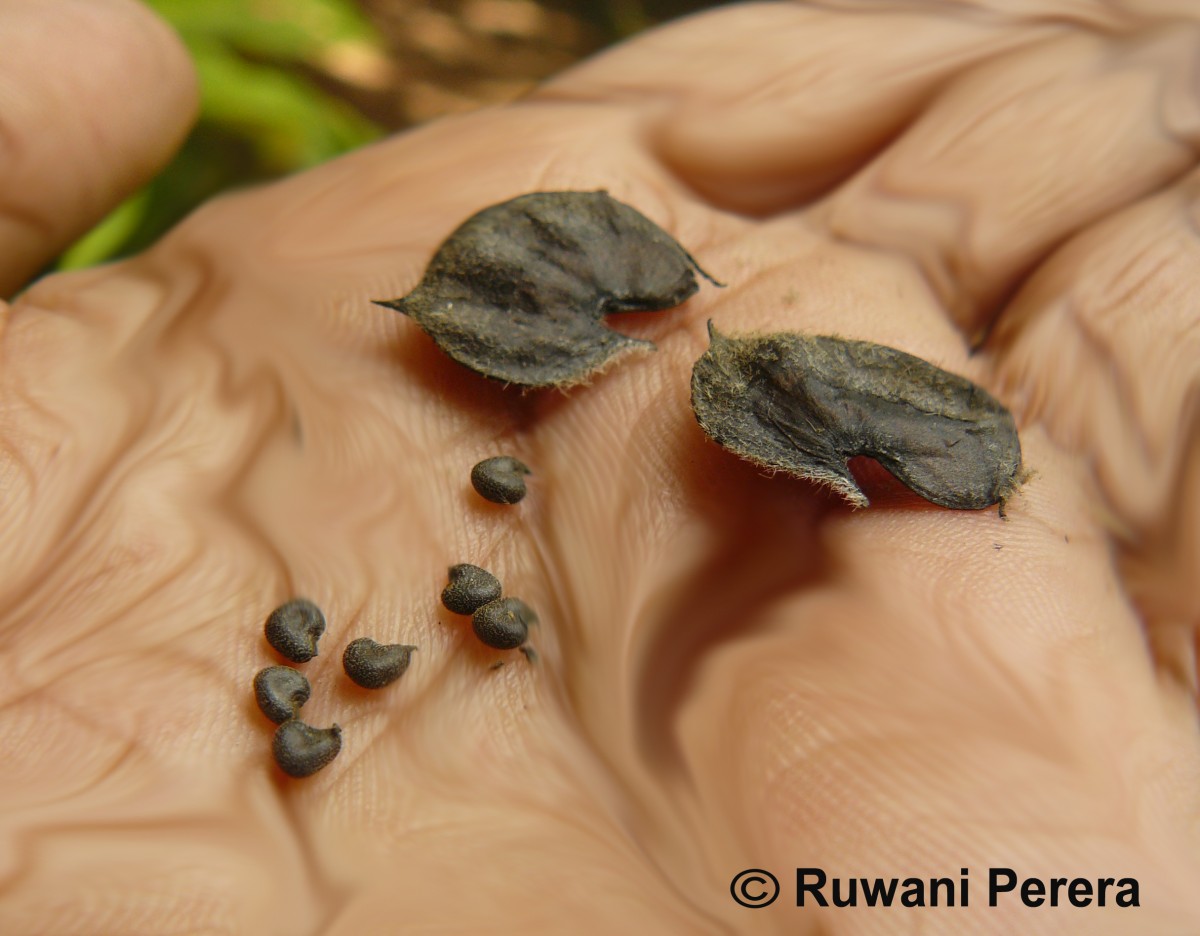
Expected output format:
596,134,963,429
1,1,1198,934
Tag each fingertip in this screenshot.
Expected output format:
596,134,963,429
0,0,199,296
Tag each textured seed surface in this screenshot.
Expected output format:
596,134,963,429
472,597,535,650
690,326,1024,511
253,666,311,724
342,638,417,689
442,563,503,614
373,191,719,388
264,598,326,663
470,457,530,505
272,720,342,778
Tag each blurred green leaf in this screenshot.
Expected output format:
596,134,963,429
147,0,379,63
192,39,379,170
57,191,152,271
57,0,383,272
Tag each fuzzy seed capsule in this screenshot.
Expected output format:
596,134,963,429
272,720,342,778
264,598,326,663
372,191,720,388
441,563,503,615
690,325,1025,513
471,456,531,505
472,597,536,650
342,638,417,689
253,666,311,724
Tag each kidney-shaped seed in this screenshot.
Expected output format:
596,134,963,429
264,598,326,663
472,597,536,650
272,720,342,778
441,563,503,615
470,456,530,505
253,666,311,724
342,638,417,689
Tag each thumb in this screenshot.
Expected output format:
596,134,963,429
0,0,197,297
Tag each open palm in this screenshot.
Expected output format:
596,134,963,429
2,2,1198,933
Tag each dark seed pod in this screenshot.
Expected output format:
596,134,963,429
472,597,536,650
690,325,1024,512
373,191,720,388
253,666,311,724
342,638,417,689
272,720,342,778
442,563,503,614
264,598,326,663
470,456,530,505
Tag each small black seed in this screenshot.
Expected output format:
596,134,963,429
471,456,531,505
372,191,721,388
690,325,1024,512
272,720,342,778
253,666,311,724
442,563,503,614
472,597,535,650
342,638,417,689
264,598,326,663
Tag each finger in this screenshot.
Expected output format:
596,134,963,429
0,0,197,297
537,3,1055,214
819,24,1200,340
675,439,1200,932
988,167,1200,701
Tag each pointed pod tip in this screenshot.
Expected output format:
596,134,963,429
372,298,407,315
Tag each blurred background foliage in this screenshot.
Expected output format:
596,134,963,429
57,0,717,271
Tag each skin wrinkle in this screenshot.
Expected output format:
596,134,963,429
991,181,1200,534
0,381,155,639
821,28,1198,337
634,494,831,773
1064,295,1155,465
2,705,140,815
984,182,1200,362
6,322,262,660
23,536,200,676
2,478,152,646
631,13,1059,214
810,0,1137,31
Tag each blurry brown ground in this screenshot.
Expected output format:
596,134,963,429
330,0,720,128
54,0,724,273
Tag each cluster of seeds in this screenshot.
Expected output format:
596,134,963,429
438,457,541,655
254,598,418,778
252,191,1031,781
442,560,537,652
252,454,538,777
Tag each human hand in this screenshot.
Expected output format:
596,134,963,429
2,2,1199,934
